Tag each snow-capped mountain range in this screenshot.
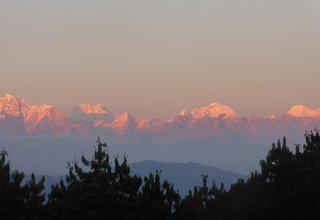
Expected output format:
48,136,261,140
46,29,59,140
0,94,319,138
2,93,320,175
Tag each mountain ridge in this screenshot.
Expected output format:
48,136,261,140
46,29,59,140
130,160,247,195
22,160,247,196
0,94,319,137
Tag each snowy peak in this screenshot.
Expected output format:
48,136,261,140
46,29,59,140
179,109,191,117
25,105,62,119
0,94,28,117
3,94,20,100
1,93,320,137
111,112,136,133
191,102,239,119
264,115,277,120
113,112,135,124
0,94,73,135
287,105,320,119
24,105,72,134
79,103,110,115
71,103,115,123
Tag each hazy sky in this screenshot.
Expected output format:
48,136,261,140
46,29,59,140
1,0,319,119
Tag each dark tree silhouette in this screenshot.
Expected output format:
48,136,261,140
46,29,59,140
3,130,320,219
176,175,227,220
48,137,142,219
0,149,46,219
139,171,180,220
228,132,320,219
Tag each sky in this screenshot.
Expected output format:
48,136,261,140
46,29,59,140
1,0,320,120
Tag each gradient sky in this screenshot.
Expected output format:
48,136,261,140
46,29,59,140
1,0,320,119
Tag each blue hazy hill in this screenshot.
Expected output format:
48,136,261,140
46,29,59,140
130,160,247,195
26,161,246,196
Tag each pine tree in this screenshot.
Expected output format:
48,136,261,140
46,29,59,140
139,171,180,220
24,174,46,219
227,132,320,219
48,137,143,219
0,149,46,219
0,149,26,219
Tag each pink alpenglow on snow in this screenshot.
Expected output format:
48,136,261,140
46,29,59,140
191,103,239,119
110,112,136,134
0,94,320,137
79,103,111,115
264,115,278,120
287,105,320,119
0,94,73,135
71,103,116,123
